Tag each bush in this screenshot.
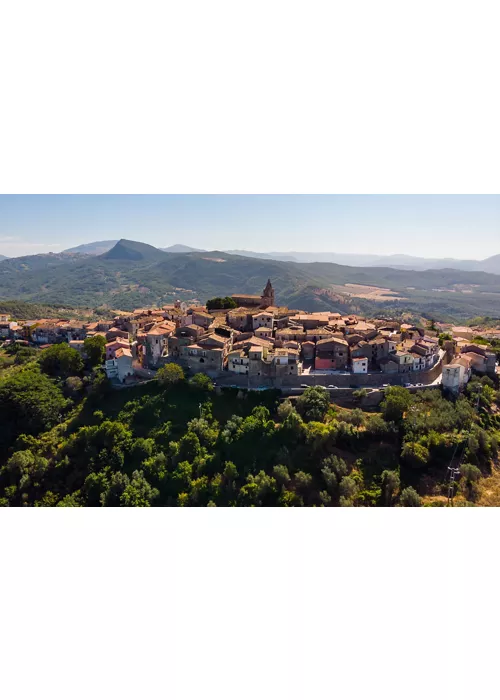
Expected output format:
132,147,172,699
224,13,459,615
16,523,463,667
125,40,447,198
353,388,368,400
399,486,421,507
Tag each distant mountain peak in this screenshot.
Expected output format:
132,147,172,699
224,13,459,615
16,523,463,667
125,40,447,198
63,240,118,255
101,239,166,261
162,244,204,253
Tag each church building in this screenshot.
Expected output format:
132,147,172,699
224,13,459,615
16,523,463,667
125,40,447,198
231,279,275,308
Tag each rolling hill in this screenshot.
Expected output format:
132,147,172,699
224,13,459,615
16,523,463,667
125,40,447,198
161,244,203,253
59,238,500,275
1,239,500,321
64,240,118,255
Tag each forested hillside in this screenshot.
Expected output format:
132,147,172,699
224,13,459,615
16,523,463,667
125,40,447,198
2,240,500,320
0,346,499,507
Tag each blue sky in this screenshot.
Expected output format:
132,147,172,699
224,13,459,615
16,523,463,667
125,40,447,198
0,194,498,258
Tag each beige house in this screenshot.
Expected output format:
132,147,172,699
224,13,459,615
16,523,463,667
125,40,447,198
145,323,175,366
443,356,471,392
227,349,249,374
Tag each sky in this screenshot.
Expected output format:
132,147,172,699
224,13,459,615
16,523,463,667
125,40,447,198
0,194,499,259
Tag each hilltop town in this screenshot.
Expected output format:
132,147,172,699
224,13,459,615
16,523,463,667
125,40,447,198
1,280,498,392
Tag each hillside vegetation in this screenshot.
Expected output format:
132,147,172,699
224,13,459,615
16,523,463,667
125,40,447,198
0,346,499,506
1,240,500,320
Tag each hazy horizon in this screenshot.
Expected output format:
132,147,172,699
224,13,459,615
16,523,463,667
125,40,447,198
0,194,499,259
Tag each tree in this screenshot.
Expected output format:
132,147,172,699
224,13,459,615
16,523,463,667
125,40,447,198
339,476,358,502
65,376,83,396
401,441,430,469
13,346,39,365
277,399,294,421
57,492,83,507
296,386,330,422
460,463,481,502
189,373,214,391
381,386,411,423
319,490,332,506
120,470,159,507
294,471,313,496
39,344,83,377
381,470,400,506
157,363,185,387
321,455,348,481
438,332,453,347
273,464,291,486
84,335,106,367
101,472,130,506
399,486,421,507
206,296,237,310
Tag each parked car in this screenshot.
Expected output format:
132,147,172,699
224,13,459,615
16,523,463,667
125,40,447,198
404,383,413,388
327,384,338,388
300,384,308,388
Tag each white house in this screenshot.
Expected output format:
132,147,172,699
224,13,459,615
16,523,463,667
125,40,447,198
352,357,368,373
411,353,426,372
227,349,249,374
105,347,134,382
252,312,274,331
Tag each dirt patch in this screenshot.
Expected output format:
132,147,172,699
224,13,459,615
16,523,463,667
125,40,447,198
476,465,500,506
329,283,407,301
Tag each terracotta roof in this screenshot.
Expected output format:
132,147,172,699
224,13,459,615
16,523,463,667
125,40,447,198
147,324,175,336
316,337,348,347
105,340,130,348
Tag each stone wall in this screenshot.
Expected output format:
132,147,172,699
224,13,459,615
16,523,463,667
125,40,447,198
214,356,443,389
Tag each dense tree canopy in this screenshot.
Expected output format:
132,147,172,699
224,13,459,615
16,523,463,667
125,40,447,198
0,367,69,451
39,344,83,377
0,346,499,506
206,297,237,310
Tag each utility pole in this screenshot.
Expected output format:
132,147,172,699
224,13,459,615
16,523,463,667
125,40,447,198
447,465,461,505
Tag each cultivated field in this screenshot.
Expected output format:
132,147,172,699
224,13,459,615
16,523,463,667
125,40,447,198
329,283,408,301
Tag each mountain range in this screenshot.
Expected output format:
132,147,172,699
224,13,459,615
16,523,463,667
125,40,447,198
50,240,500,275
1,238,500,322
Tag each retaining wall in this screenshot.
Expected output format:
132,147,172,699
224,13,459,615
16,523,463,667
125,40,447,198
215,357,443,389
